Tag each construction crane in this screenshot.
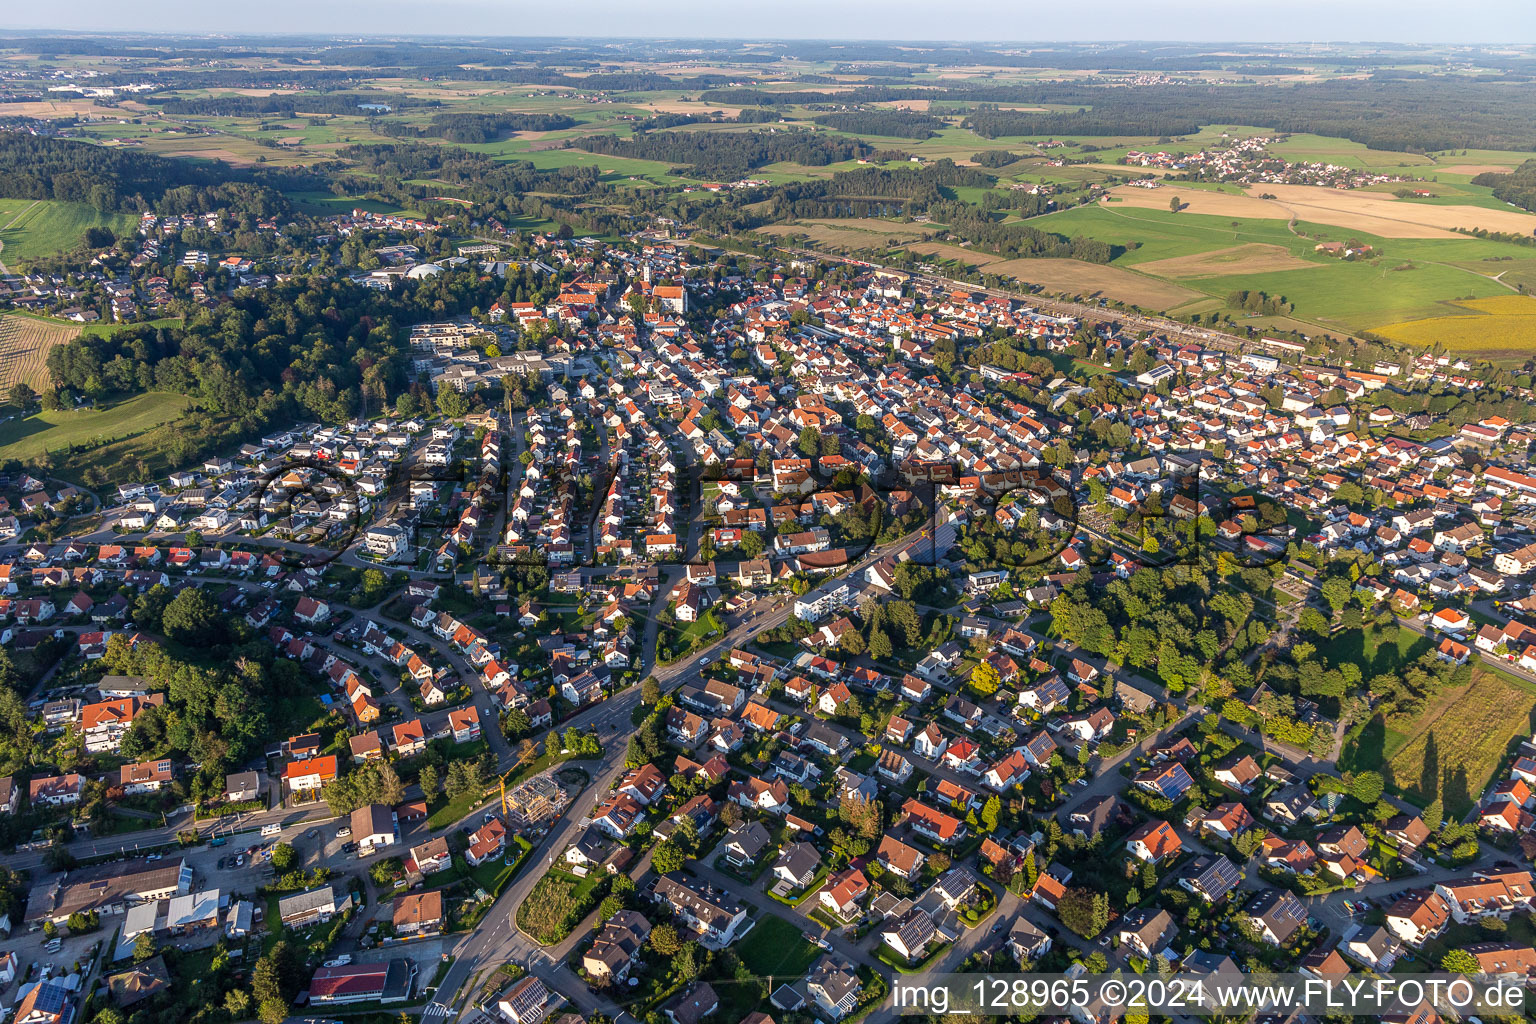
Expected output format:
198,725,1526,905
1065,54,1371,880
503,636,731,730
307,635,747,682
498,761,561,824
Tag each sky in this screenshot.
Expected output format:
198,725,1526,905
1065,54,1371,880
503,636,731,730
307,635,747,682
8,0,1536,45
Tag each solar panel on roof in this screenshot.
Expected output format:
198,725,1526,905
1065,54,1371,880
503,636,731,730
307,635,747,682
33,981,68,1013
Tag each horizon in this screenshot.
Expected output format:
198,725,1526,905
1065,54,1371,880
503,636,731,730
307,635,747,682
5,1,1536,47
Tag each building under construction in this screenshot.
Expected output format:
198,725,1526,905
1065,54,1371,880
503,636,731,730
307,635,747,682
503,773,568,830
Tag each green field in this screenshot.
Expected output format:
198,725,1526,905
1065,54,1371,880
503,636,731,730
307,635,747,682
1322,623,1433,681
0,199,137,265
1340,663,1536,816
284,191,425,218
0,392,191,464
1263,133,1443,175
1029,202,1536,336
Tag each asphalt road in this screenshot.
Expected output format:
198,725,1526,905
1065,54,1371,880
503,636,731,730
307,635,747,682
428,533,917,1016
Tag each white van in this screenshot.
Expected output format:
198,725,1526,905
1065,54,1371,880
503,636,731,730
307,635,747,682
261,823,281,837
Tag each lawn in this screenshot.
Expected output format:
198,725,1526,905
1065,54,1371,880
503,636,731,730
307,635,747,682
0,392,191,464
1320,623,1433,681
736,913,821,979
425,782,498,831
466,836,533,895
0,199,137,264
1343,664,1536,816
74,316,183,339
663,610,725,659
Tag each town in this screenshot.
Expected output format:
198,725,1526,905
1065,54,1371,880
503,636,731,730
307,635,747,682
3,28,1536,1024
2,215,1536,1024
1118,135,1419,191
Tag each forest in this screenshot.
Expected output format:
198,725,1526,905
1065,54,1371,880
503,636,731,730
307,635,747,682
1472,159,1536,214
147,92,425,116
708,76,1536,152
0,134,322,212
569,129,874,179
971,150,1025,168
372,111,578,143
811,110,945,139
961,76,1536,151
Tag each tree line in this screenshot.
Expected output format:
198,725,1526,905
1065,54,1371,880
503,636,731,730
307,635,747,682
706,76,1536,153
1473,159,1536,214
811,110,945,139
569,129,873,180
372,111,577,144
148,92,426,116
0,134,320,213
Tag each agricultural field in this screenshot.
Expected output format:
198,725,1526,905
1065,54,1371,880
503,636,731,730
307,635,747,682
0,392,191,466
1106,182,1536,238
1376,295,1536,360
757,218,945,249
1134,242,1316,279
1377,665,1536,816
901,239,1214,311
0,199,136,266
0,312,79,393
1029,201,1536,338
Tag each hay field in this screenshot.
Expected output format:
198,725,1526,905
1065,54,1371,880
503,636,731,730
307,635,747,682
1107,183,1536,239
905,241,1206,308
1377,295,1536,356
1134,242,1314,279
0,313,77,393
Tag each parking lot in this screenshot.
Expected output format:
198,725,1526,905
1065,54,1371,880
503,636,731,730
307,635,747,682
327,934,440,996
2,917,108,1006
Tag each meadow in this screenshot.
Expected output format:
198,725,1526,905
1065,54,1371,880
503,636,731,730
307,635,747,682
757,218,945,249
1028,201,1536,338
882,238,1208,310
1332,623,1535,817
0,392,191,465
0,199,136,266
284,191,426,218
1377,665,1536,815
